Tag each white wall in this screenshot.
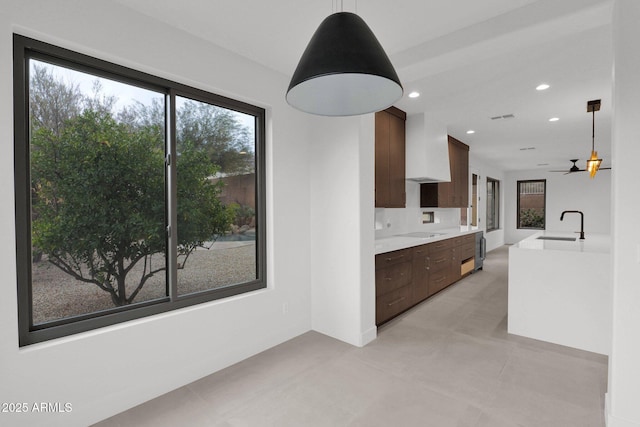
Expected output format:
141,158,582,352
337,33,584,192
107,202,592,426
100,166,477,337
607,1,640,426
309,114,376,347
0,2,313,426
504,170,612,244
374,181,461,238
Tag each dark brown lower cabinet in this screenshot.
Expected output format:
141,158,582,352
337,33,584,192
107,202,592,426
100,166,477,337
375,247,413,325
411,246,429,303
375,232,481,326
376,286,412,325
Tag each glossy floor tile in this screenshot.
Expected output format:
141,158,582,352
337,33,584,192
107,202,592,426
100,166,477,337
94,246,607,427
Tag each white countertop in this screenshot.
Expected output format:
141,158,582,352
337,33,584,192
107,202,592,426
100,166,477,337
512,231,610,254
375,227,479,255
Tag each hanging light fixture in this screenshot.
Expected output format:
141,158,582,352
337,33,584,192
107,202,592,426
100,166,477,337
585,99,602,178
286,7,403,116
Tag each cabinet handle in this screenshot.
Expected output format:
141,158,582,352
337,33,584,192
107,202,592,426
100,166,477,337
434,277,446,284
435,258,446,264
385,254,405,262
387,296,406,307
385,277,392,281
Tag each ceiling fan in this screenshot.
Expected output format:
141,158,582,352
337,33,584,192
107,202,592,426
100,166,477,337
550,159,611,175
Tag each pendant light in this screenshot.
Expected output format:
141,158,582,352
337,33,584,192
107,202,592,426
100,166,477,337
585,99,602,178
286,9,403,116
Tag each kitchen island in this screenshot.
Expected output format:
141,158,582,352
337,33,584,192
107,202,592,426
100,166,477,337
508,231,611,355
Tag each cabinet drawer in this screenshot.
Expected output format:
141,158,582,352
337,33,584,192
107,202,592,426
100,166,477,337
375,261,412,296
453,233,476,246
375,247,413,269
463,233,475,244
429,270,450,295
427,249,451,273
428,238,454,253
459,242,475,260
376,285,411,325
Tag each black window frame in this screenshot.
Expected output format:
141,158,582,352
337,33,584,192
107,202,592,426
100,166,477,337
486,177,500,232
13,34,267,346
516,179,546,230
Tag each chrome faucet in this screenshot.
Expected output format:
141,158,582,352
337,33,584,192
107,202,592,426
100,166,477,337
560,210,585,240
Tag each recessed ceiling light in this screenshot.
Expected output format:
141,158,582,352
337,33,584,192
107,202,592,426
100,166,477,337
537,163,549,166
549,117,559,122
408,91,420,98
536,84,550,91
466,130,475,134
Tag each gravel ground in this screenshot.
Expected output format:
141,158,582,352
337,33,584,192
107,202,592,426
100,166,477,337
31,242,256,325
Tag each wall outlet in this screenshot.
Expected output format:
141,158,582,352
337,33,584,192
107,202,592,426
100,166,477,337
282,302,289,315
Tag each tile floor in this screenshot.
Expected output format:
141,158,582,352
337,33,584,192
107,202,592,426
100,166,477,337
94,246,608,427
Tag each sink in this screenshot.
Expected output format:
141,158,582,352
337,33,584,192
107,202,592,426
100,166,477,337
536,236,577,241
401,232,444,238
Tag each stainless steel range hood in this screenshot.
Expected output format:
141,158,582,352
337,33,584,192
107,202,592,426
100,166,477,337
405,113,451,183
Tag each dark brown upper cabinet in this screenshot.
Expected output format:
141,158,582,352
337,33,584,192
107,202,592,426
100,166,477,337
375,107,406,208
420,136,469,208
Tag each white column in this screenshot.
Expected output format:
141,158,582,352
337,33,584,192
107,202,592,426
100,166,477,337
608,1,640,426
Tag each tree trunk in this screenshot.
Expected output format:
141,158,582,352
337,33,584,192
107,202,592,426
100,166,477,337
115,258,128,306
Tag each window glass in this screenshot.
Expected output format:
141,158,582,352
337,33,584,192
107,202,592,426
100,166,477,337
175,96,258,295
486,177,500,231
517,180,546,229
29,59,167,324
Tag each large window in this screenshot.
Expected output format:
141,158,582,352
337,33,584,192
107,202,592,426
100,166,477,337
486,177,500,232
517,180,546,229
14,35,266,345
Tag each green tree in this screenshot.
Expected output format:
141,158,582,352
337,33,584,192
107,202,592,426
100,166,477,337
29,63,83,137
31,109,232,306
121,98,254,175
176,99,254,175
519,208,545,228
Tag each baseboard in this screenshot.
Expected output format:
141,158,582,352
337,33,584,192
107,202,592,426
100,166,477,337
359,325,377,347
605,393,640,427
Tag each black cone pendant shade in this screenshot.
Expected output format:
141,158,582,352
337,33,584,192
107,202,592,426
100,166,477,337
286,12,403,116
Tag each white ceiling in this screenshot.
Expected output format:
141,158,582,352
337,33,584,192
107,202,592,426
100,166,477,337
115,0,614,172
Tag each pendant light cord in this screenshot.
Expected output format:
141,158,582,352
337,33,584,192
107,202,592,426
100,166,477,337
592,109,595,151
332,0,355,13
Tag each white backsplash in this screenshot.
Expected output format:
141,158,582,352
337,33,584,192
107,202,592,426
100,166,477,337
375,180,461,238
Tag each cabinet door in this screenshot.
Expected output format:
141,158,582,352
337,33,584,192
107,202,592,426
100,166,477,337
429,270,450,295
375,111,390,208
375,108,406,208
448,136,469,208
411,245,429,304
388,112,406,208
450,247,462,283
376,261,412,296
376,286,411,325
459,144,469,207
420,137,468,208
